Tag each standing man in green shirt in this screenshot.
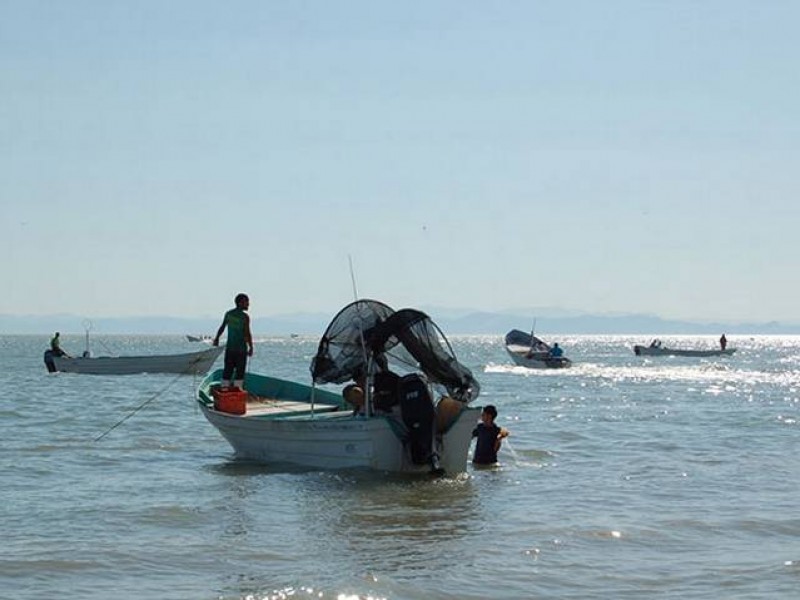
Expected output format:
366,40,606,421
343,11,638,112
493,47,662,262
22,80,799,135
213,293,254,390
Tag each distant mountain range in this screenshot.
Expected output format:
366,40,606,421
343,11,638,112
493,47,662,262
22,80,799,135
2,310,798,335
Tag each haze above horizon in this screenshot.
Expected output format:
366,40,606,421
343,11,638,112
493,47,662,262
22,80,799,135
3,2,798,324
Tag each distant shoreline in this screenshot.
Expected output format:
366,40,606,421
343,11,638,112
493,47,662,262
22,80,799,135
2,311,799,336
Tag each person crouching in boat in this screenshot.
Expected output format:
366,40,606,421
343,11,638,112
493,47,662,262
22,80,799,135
342,360,400,415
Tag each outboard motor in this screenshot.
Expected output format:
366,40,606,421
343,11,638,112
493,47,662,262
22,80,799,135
397,373,436,466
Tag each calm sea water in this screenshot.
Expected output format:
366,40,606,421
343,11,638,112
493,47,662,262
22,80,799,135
2,333,800,600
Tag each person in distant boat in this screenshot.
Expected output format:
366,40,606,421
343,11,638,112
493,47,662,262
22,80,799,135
213,293,253,390
549,342,564,358
472,405,509,465
720,334,727,350
649,339,662,348
50,332,70,358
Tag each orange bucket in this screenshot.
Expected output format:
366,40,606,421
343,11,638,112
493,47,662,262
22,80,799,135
212,388,247,415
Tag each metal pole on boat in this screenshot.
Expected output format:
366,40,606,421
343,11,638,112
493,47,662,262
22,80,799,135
351,295,372,418
348,254,359,299
364,355,374,418
427,380,444,475
529,318,537,352
82,319,92,357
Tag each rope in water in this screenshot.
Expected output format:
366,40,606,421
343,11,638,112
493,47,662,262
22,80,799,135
94,372,187,442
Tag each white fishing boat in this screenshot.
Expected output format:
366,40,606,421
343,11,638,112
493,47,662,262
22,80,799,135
504,329,572,369
197,299,482,474
633,342,736,357
186,335,212,343
45,345,224,375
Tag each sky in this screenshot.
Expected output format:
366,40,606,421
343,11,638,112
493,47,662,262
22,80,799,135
2,1,798,324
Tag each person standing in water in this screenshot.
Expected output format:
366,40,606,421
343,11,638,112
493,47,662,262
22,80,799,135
472,405,510,465
213,293,254,390
720,334,728,350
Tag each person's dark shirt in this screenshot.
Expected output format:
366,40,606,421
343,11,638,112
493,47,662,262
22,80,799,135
373,371,400,411
472,422,502,464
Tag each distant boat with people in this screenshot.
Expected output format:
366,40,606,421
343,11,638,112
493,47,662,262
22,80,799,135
633,339,737,357
44,322,224,375
186,335,212,343
504,329,572,369
45,345,224,375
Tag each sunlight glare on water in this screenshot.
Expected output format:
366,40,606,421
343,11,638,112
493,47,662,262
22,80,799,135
3,334,800,599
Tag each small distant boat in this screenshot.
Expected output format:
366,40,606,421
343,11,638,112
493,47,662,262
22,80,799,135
633,342,736,357
504,329,572,369
197,299,482,474
45,345,224,375
186,335,212,343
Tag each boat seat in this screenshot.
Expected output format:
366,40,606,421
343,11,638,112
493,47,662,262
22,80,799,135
243,394,340,417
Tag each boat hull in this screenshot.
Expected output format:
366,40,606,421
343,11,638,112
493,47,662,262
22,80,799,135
633,345,737,357
505,345,572,369
200,404,480,473
51,346,223,375
198,369,480,474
